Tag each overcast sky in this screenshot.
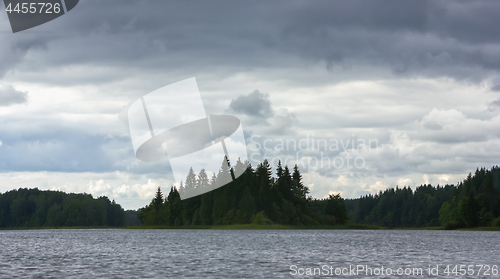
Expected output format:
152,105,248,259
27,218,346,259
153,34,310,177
1,0,500,209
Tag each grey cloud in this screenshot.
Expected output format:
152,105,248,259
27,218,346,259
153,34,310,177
491,84,500,92
415,108,500,144
489,99,500,111
2,1,500,86
0,130,115,172
423,121,443,130
229,90,273,118
262,108,297,136
0,123,168,174
0,84,27,106
0,34,49,78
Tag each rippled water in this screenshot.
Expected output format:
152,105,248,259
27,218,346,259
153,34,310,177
0,229,499,278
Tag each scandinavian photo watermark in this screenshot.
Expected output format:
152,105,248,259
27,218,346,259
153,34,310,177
249,134,378,171
127,78,249,200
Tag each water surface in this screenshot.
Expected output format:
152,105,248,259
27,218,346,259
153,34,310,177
0,229,498,278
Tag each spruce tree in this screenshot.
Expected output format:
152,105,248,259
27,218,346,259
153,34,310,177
152,187,164,210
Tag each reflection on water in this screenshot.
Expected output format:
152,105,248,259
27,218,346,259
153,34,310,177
0,229,498,278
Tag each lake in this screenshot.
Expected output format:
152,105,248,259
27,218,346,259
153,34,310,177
0,229,498,278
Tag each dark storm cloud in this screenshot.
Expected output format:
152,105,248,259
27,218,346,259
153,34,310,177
0,30,50,78
2,0,499,84
229,90,273,118
0,84,27,106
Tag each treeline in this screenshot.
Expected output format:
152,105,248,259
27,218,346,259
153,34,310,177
0,188,126,228
138,159,348,226
346,166,500,229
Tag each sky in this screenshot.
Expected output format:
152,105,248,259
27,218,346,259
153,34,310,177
1,0,500,210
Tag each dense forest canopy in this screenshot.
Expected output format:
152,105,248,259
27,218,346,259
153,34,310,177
137,159,348,226
139,162,500,229
2,162,499,229
0,188,127,228
346,166,500,229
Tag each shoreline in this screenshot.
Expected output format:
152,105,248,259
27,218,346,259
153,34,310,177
2,224,500,231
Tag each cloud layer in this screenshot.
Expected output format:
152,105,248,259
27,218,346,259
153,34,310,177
0,84,27,106
229,90,273,118
1,1,499,208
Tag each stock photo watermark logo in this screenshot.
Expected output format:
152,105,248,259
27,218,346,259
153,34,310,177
128,78,248,200
249,134,378,172
3,0,79,33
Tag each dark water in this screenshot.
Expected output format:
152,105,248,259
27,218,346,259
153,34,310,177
0,229,498,278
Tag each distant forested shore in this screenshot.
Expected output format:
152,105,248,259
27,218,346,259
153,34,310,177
346,166,500,229
137,160,500,230
0,188,139,228
1,162,499,230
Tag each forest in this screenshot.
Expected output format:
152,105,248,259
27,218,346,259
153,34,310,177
346,166,500,229
0,188,128,228
2,160,499,229
137,159,348,226
138,161,500,229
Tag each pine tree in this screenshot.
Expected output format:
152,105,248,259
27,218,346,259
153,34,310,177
257,160,273,217
237,186,256,223
233,158,248,179
166,186,182,226
197,169,209,189
184,167,197,197
152,187,164,210
216,156,232,189
292,164,309,199
277,163,293,200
